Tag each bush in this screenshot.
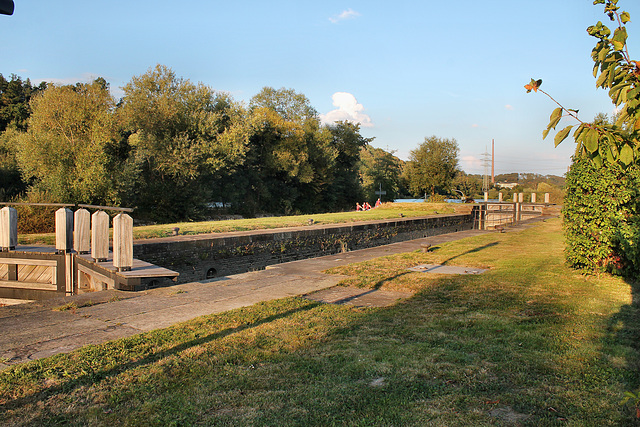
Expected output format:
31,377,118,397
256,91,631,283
428,194,447,202
563,156,640,275
14,190,57,234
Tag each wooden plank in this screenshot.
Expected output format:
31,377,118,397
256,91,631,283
18,265,54,284
0,280,56,290
32,266,53,284
0,258,57,267
0,286,60,300
113,213,133,271
77,263,115,289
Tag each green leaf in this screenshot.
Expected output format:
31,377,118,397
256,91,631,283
554,125,573,147
548,107,563,130
584,129,599,153
597,45,609,61
596,69,609,87
620,144,634,165
592,154,603,168
612,40,624,51
613,27,628,45
621,11,631,23
573,123,587,140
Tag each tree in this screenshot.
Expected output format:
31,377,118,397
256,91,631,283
0,128,27,200
453,170,482,199
249,86,318,122
11,79,128,205
325,121,372,208
120,64,250,220
0,73,46,132
404,136,459,198
359,146,404,202
221,86,338,215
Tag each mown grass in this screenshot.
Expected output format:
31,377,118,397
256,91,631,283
17,202,456,245
2,218,639,425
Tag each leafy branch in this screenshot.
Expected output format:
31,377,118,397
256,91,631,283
525,0,640,168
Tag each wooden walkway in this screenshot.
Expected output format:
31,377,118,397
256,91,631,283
0,247,179,300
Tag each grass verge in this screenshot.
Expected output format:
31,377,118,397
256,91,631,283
2,218,639,425
17,202,457,245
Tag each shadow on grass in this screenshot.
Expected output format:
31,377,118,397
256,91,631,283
604,278,640,393
440,241,499,265
1,301,322,412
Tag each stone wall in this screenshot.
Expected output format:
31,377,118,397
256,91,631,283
134,213,475,283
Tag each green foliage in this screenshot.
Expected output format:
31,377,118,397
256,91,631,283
452,170,482,199
13,190,57,234
621,389,640,420
359,145,405,202
527,1,640,276
215,86,339,216
0,128,26,201
12,79,128,205
0,73,46,132
120,65,251,220
325,121,372,207
1,69,389,222
563,156,640,275
404,135,459,197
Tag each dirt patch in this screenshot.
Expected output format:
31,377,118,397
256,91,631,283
407,264,487,274
304,286,412,307
488,406,530,424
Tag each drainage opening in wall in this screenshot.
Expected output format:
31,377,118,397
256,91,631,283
206,267,217,279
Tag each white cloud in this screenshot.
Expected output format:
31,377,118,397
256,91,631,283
320,92,373,128
461,155,482,171
471,123,480,128
505,104,514,110
329,8,360,24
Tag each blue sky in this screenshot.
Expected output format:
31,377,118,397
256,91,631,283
3,0,639,176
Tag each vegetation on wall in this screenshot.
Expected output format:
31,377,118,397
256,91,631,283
563,156,640,274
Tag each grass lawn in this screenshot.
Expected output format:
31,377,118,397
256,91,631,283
17,202,457,245
2,218,639,425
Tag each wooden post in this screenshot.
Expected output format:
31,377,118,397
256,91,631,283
113,213,133,272
518,193,524,203
484,191,488,202
512,193,517,202
55,207,74,253
91,210,109,262
0,206,17,251
531,193,536,203
74,208,90,254
545,193,550,204
498,192,503,203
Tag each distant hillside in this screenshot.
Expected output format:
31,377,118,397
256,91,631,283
492,173,565,188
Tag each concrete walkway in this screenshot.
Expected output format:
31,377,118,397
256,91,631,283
0,220,545,370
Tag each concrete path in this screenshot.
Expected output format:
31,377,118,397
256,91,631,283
0,220,545,370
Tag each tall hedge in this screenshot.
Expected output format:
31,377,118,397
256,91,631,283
563,156,640,276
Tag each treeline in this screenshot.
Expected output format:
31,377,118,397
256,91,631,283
0,65,406,223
